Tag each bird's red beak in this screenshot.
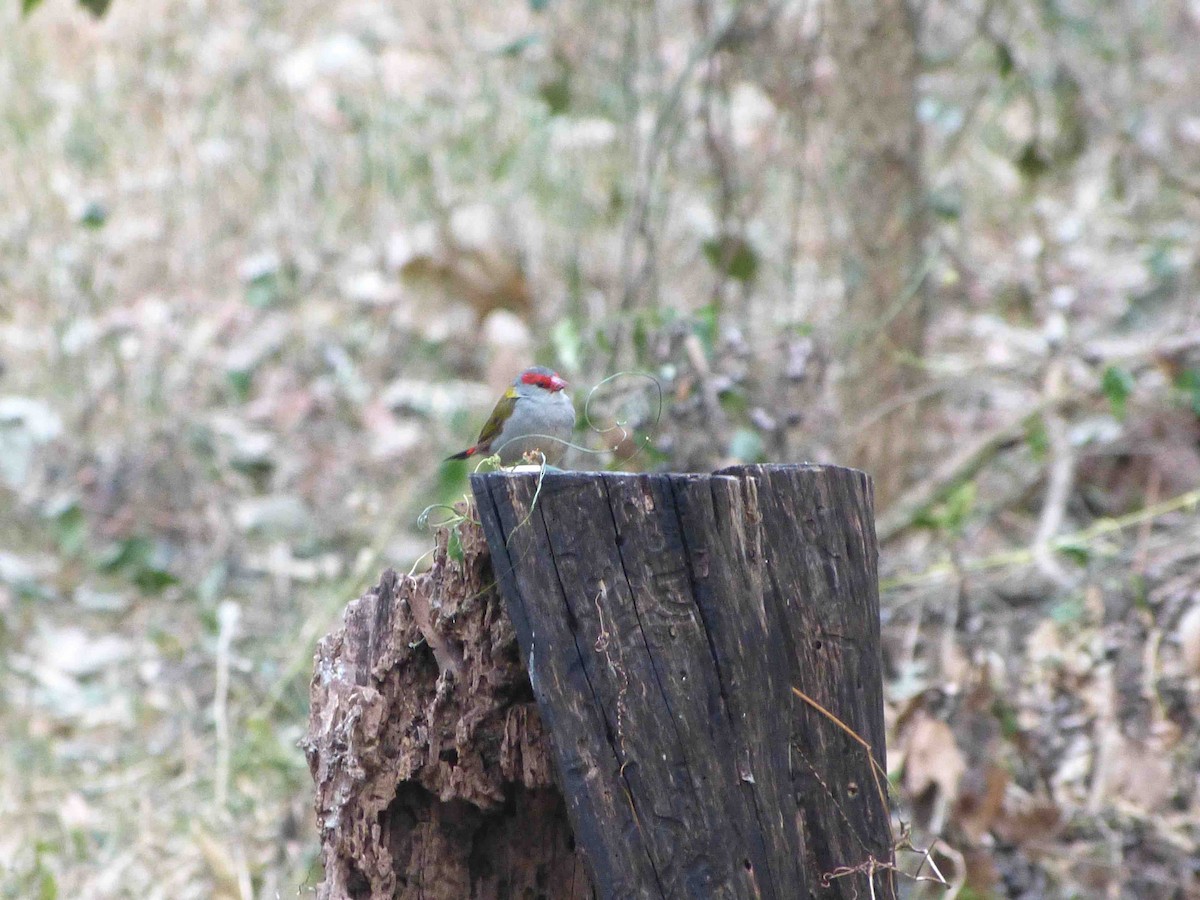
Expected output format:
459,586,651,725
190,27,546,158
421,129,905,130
551,374,568,392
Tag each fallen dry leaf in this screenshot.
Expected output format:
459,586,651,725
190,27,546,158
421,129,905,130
902,710,967,833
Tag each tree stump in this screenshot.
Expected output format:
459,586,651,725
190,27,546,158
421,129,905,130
474,465,893,900
305,465,893,899
302,517,592,899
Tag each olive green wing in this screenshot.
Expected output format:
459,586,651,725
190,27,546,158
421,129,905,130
473,388,519,450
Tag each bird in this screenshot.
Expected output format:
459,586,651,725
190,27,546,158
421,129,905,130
446,366,575,467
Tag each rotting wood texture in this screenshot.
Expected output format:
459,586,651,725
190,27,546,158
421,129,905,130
472,464,894,900
302,513,593,900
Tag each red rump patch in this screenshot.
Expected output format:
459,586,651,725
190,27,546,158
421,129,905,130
521,370,567,392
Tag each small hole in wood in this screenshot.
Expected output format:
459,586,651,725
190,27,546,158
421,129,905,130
743,859,753,871
813,640,823,650
847,782,859,797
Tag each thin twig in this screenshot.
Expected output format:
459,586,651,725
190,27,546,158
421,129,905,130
883,486,1200,590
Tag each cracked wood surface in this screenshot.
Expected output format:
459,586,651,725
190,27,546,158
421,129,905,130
473,465,894,900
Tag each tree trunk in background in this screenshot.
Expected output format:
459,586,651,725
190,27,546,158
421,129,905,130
827,0,928,509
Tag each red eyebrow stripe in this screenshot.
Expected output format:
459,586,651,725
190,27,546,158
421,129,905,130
521,372,557,389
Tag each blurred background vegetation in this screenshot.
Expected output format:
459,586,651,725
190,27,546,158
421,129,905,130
2,0,1199,897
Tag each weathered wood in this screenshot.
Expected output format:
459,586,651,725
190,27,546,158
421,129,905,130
302,517,593,900
472,465,894,899
724,464,894,898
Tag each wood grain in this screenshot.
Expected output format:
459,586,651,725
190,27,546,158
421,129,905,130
473,465,893,900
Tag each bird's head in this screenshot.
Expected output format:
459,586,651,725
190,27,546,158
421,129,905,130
517,366,569,394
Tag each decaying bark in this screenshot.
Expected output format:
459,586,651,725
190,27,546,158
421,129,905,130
302,514,592,899
306,465,893,900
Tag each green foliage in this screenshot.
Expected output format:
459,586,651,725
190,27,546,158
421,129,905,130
446,526,465,564
75,200,107,230
1015,141,1050,182
994,40,1015,78
21,0,109,16
1101,365,1134,419
915,480,976,536
1025,417,1049,460
701,235,758,283
538,73,570,115
225,369,254,403
46,497,87,558
717,386,748,417
1174,368,1200,415
1055,536,1091,566
97,537,178,593
7,840,60,900
990,697,1020,741
244,270,282,309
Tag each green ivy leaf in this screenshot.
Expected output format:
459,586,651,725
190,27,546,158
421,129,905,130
97,536,153,573
1055,537,1091,566
538,74,571,115
1025,417,1048,460
702,235,759,283
97,536,177,594
447,527,465,564
1015,142,1050,181
133,567,178,592
1101,365,1134,419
